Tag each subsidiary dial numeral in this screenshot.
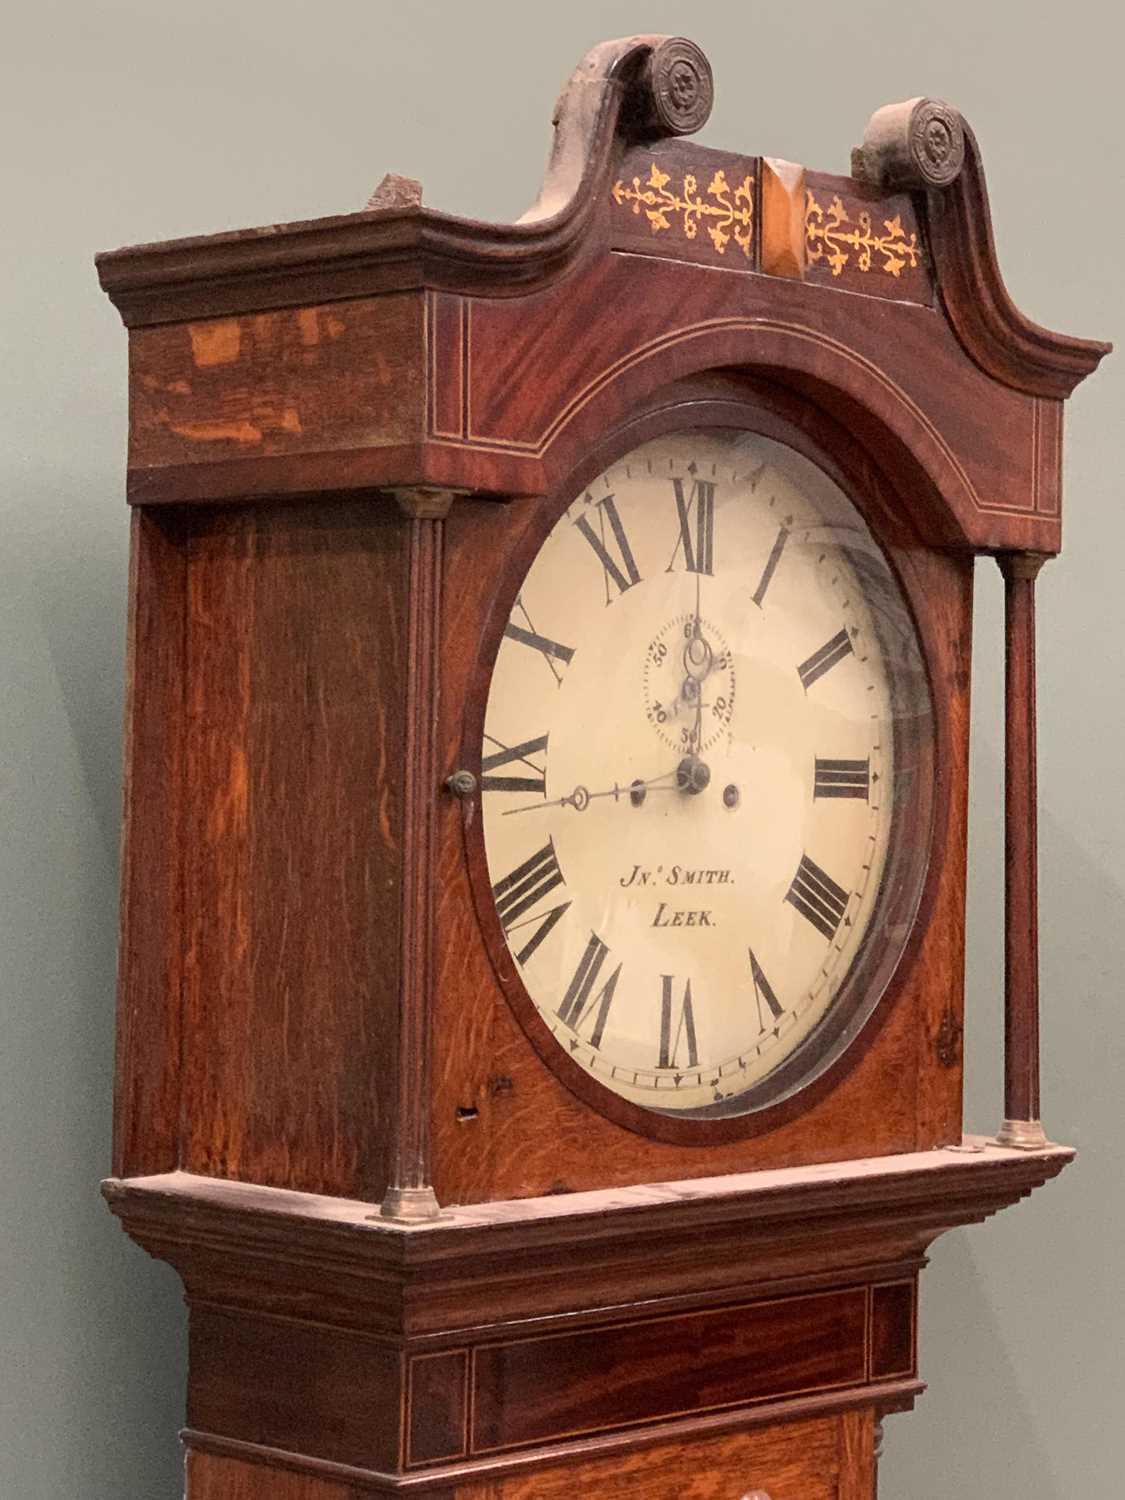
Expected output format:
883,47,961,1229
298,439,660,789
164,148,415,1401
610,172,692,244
575,495,642,602
480,733,549,794
492,840,571,965
797,628,854,691
813,757,871,800
785,853,850,941
667,474,715,575
558,934,621,1049
658,976,700,1071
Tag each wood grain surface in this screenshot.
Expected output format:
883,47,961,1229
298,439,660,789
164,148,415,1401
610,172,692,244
186,1415,863,1498
187,1451,388,1499
113,508,187,1177
125,294,425,504
187,1306,402,1472
178,500,408,1199
457,1415,848,1500
468,1288,868,1456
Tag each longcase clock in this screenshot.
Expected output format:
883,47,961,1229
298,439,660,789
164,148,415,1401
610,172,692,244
97,35,1108,1500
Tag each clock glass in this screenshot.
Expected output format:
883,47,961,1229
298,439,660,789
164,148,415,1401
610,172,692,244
479,427,932,1119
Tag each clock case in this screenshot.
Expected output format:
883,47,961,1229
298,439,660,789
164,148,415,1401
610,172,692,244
97,36,1106,1499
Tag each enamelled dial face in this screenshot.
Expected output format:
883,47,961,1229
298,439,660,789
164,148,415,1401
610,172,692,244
479,429,931,1118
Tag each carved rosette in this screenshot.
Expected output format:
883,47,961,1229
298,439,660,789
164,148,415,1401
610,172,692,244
909,99,965,186
644,37,714,136
853,96,966,191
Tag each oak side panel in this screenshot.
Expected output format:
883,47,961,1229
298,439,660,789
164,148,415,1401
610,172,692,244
180,500,407,1199
115,507,187,1176
458,1415,843,1500
186,1451,367,1499
433,496,526,1205
839,1408,877,1500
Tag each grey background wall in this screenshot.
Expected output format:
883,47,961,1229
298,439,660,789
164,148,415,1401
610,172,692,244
1,2,1119,1495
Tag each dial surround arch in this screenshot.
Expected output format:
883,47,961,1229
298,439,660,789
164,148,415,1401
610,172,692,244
462,393,943,1144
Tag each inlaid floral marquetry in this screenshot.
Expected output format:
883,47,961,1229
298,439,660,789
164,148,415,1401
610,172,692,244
805,189,920,278
612,163,754,258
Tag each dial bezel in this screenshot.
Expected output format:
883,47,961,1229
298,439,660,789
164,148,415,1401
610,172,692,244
462,387,947,1144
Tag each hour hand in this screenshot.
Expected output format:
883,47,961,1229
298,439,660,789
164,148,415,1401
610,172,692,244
502,769,678,816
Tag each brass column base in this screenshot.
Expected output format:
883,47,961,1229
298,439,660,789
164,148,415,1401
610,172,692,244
995,1118,1049,1151
378,1185,444,1222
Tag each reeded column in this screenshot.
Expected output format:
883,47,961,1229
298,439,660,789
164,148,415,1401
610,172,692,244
381,488,455,1221
995,552,1049,1151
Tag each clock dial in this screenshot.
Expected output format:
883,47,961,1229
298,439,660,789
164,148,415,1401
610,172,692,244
480,428,931,1117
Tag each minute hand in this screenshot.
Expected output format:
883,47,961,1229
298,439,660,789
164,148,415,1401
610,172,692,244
502,769,678,816
683,574,715,752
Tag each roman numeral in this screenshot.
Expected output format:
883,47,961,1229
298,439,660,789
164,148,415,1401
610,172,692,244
575,496,641,602
785,854,850,941
748,949,784,1034
504,596,574,686
814,757,870,800
557,933,621,1048
751,525,789,607
667,476,715,575
797,628,854,690
480,733,548,794
658,976,699,1070
492,841,571,964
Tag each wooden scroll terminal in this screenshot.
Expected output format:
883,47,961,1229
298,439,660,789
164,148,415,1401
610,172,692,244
996,553,1050,1150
